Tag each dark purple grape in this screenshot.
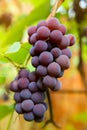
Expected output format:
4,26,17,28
31,92,45,103
28,71,38,82
47,17,60,30
18,78,29,89
19,69,29,78
37,79,46,91
57,70,64,78
21,100,34,112
62,48,72,58
43,75,56,89
28,82,38,93
37,20,47,28
35,116,44,122
50,30,63,44
28,26,37,36
30,47,36,56
39,51,53,66
51,80,62,91
34,40,48,54
47,62,61,77
67,34,76,46
29,33,37,45
14,92,21,102
51,47,62,58
58,35,70,49
58,24,66,35
15,103,23,114
23,112,35,121
31,56,39,67
41,102,48,110
20,89,31,100
10,80,19,92
37,26,50,40
56,55,70,70
47,41,53,51
36,65,47,76
33,104,46,117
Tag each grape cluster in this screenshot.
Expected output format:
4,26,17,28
28,17,75,91
10,69,47,122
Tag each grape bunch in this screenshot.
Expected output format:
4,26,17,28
28,17,75,91
10,69,47,122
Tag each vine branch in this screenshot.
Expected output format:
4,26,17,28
47,0,64,20
43,89,61,128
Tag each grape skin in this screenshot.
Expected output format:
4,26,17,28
50,30,63,44
28,26,37,36
15,103,23,114
10,80,19,92
67,34,76,46
56,55,70,70
31,92,45,103
37,78,46,91
43,75,57,89
14,92,21,102
34,40,48,54
37,26,50,40
20,89,32,100
30,47,36,56
51,80,62,91
47,62,61,77
24,112,35,121
33,104,46,117
28,82,38,93
37,20,47,28
28,71,38,82
39,51,53,66
36,65,47,76
58,24,66,35
62,48,72,59
47,17,60,30
18,78,29,89
21,100,34,112
29,33,37,45
31,56,39,67
51,47,62,58
19,69,29,78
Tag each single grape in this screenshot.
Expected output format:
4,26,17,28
58,24,66,35
58,35,70,49
47,17,60,30
28,26,37,36
19,69,29,78
21,100,34,112
36,65,47,76
28,71,38,82
30,47,36,56
37,78,46,91
31,56,39,67
23,112,35,121
10,80,19,92
31,92,45,103
29,33,37,45
14,92,21,102
50,30,63,44
35,115,44,122
51,47,62,58
67,34,76,46
62,48,72,58
20,89,31,100
15,103,23,114
56,55,70,70
41,102,48,110
28,82,38,93
34,40,48,54
39,51,53,66
37,26,50,40
18,78,29,89
37,20,47,28
33,104,46,117
51,80,62,91
43,75,57,89
57,70,64,78
47,62,61,77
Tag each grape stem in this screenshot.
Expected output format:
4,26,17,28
47,0,64,20
42,88,61,128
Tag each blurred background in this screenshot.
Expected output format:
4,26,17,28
0,0,87,130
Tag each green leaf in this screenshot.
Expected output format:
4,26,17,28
6,42,21,53
1,0,51,50
6,43,31,65
29,0,47,7
0,76,6,84
0,105,14,120
72,112,87,123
